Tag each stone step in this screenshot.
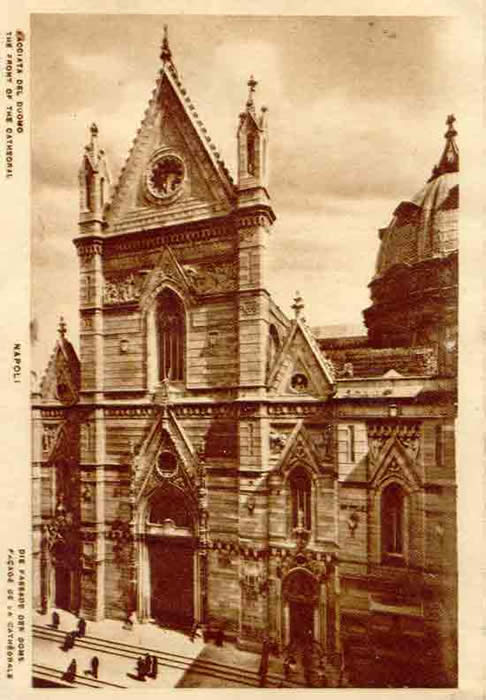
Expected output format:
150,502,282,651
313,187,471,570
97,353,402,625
34,624,302,688
33,662,126,689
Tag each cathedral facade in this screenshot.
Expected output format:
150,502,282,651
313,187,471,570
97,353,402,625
32,31,458,687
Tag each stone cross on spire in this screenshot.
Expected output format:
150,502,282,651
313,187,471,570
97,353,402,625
90,122,98,146
428,114,459,181
160,24,172,64
445,113,457,138
246,75,258,115
58,316,67,339
292,291,305,319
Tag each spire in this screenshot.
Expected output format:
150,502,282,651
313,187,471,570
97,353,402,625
292,291,305,319
160,25,172,64
58,316,67,339
237,75,270,192
429,114,459,181
246,75,258,116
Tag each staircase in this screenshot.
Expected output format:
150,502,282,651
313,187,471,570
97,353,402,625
33,623,304,688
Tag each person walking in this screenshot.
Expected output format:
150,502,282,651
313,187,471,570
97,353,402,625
52,611,60,629
215,627,224,647
258,639,269,687
151,655,158,680
90,655,99,679
64,658,77,683
77,617,86,638
136,656,146,681
62,631,75,651
144,653,152,678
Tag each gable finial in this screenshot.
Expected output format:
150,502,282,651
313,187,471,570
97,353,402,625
89,122,98,150
246,75,258,115
445,113,457,139
160,24,172,64
292,291,305,319
58,316,67,339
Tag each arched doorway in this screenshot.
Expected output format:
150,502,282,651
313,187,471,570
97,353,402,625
283,568,319,647
145,483,196,629
54,564,71,610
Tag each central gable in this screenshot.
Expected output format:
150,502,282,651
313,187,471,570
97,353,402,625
268,320,335,399
106,67,235,234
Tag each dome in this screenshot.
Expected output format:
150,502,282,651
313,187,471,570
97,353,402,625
374,116,458,280
363,116,459,359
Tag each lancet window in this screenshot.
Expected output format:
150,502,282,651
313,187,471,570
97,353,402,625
157,289,185,382
381,482,405,560
290,466,312,531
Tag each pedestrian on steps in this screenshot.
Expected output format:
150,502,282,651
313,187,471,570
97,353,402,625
90,655,99,679
151,655,158,679
258,638,270,687
64,658,77,683
52,611,60,629
136,656,146,681
62,631,75,651
144,653,152,678
77,616,87,638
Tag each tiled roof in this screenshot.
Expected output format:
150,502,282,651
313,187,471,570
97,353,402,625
322,345,438,379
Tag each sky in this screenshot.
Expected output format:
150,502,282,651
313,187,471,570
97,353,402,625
31,13,465,374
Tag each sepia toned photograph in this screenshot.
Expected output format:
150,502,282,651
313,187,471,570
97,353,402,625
30,13,462,689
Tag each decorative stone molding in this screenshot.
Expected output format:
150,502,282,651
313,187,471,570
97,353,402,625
81,484,93,503
75,239,103,264
80,315,94,331
267,403,333,417
80,422,93,455
182,259,238,294
172,403,239,418
103,273,142,305
240,299,258,315
104,225,235,257
236,211,274,229
367,422,421,465
40,408,65,418
103,406,158,418
209,540,239,555
42,424,58,455
270,429,288,454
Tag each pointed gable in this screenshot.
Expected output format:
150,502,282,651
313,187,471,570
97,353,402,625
40,320,81,406
268,319,335,399
105,43,235,234
132,407,200,505
274,421,322,477
368,423,422,492
138,245,194,310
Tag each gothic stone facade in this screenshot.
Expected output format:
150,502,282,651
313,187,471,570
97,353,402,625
32,37,457,687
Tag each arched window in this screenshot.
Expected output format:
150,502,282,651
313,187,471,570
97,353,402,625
381,482,405,561
247,132,256,175
157,289,185,381
148,485,193,530
290,467,311,531
100,177,105,208
85,172,92,210
266,324,280,379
